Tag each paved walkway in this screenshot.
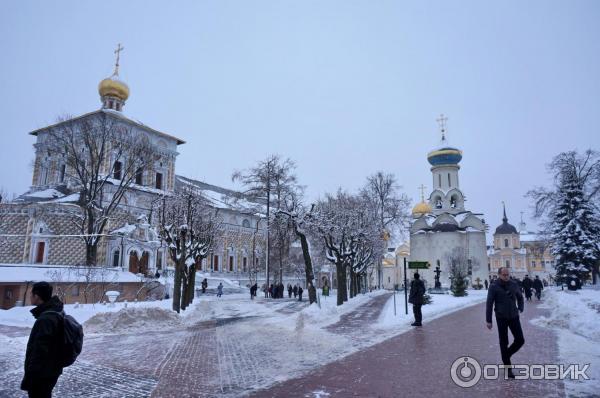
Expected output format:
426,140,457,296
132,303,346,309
249,300,565,398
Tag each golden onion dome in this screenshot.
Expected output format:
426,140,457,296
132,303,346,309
98,75,129,101
412,201,432,217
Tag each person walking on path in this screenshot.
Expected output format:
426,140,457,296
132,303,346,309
217,282,223,298
287,284,292,298
408,272,425,327
533,276,544,300
298,285,304,301
250,283,257,300
293,285,298,298
21,282,65,398
522,275,533,301
486,267,525,378
201,278,208,294
484,279,489,290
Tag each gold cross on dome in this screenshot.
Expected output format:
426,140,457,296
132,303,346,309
113,43,124,75
418,184,427,201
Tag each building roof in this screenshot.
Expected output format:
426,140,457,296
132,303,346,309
494,204,518,235
29,109,186,145
0,264,143,283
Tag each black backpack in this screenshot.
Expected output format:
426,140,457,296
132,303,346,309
47,311,84,367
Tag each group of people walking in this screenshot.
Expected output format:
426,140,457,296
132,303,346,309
521,274,544,301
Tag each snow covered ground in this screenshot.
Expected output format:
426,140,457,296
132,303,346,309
532,286,600,397
0,288,488,397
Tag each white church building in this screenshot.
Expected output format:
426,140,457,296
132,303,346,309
409,118,489,288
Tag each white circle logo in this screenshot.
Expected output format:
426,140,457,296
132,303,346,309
450,356,482,388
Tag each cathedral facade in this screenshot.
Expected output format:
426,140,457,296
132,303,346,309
0,57,265,279
409,121,489,288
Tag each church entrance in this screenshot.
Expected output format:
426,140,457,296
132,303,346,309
129,251,139,274
139,251,149,275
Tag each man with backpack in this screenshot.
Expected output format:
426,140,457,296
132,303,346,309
21,282,83,398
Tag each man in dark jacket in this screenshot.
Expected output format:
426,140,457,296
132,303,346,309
297,286,304,301
486,267,525,378
409,273,426,326
21,282,64,397
522,275,533,301
533,276,544,300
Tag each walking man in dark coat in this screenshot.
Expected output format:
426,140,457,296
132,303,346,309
486,267,525,378
522,275,533,301
533,276,544,300
287,284,292,298
297,286,304,301
21,282,65,398
408,273,426,326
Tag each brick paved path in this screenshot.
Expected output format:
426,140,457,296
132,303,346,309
326,293,393,344
250,300,565,398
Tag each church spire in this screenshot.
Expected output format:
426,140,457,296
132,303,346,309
502,201,508,223
436,114,448,141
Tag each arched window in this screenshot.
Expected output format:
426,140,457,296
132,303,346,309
242,219,251,228
448,173,451,187
505,260,510,268
450,195,457,208
434,196,442,209
112,250,120,267
438,174,442,188
504,238,509,248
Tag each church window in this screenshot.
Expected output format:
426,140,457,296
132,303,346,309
531,260,536,268
156,250,163,269
112,250,120,267
450,196,457,208
113,161,122,180
59,164,66,183
438,174,442,188
135,168,143,185
504,239,509,248
541,260,545,269
448,173,451,187
242,219,251,228
155,172,163,190
243,257,247,272
505,260,510,268
71,285,80,297
213,255,219,271
229,256,234,272
34,242,45,264
467,259,472,275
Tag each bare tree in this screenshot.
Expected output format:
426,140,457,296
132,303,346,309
158,186,221,313
361,172,411,288
277,188,316,290
314,191,381,305
44,113,157,265
232,155,297,290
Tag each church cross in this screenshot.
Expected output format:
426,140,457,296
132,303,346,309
113,43,124,75
418,184,427,201
436,114,448,139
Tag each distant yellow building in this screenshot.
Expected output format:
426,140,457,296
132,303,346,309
381,242,410,289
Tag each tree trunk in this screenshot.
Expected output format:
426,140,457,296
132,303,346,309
86,244,98,266
187,264,197,306
172,260,183,313
181,272,189,311
349,270,355,299
297,230,314,289
336,262,345,306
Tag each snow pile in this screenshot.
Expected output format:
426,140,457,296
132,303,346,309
301,290,387,328
84,306,182,333
532,288,600,343
377,289,487,329
532,287,600,397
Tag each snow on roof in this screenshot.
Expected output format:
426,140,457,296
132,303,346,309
175,175,264,214
111,223,136,235
0,264,143,283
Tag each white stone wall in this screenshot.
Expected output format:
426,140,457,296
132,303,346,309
410,230,488,288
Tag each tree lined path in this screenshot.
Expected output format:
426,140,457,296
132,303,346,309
251,300,565,398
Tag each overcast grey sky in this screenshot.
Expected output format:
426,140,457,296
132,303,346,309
1,0,598,241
